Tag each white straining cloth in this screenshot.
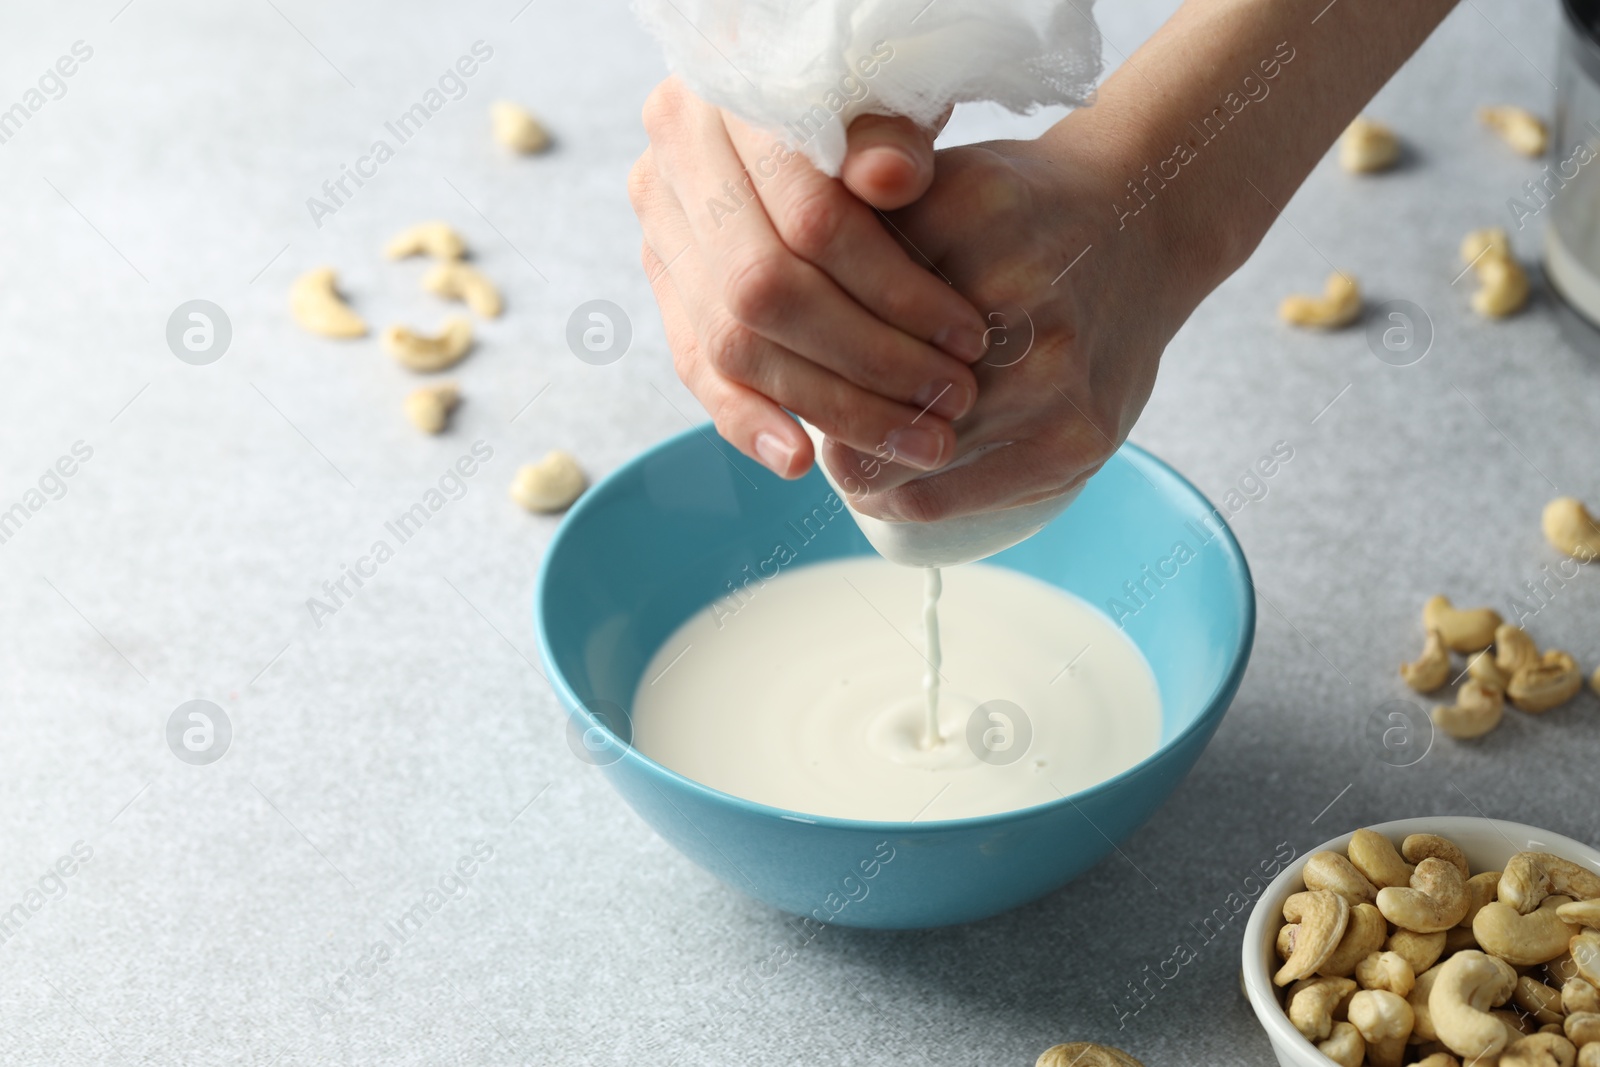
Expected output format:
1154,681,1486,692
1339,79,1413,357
634,0,1102,174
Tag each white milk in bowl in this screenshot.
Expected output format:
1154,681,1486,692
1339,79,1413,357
630,557,1161,822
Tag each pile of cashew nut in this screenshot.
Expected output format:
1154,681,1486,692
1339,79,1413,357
1397,596,1592,740
1274,828,1600,1067
1283,105,1547,329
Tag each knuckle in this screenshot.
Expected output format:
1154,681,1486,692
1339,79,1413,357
703,317,760,383
780,186,846,261
721,250,791,328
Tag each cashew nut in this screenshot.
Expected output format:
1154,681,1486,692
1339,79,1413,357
1279,271,1362,329
385,222,467,261
1425,596,1503,654
1565,1011,1600,1046
1500,1032,1579,1067
1323,903,1392,977
1564,978,1600,1015
1430,950,1519,1062
1318,1021,1366,1067
1579,1042,1600,1067
1291,975,1361,1040
1413,962,1449,1042
1434,681,1506,740
1277,922,1298,960
289,267,367,338
1508,650,1584,714
1465,873,1506,928
1347,831,1417,892
1460,228,1530,318
1552,947,1584,987
404,383,459,435
1351,988,1417,1067
1034,1044,1143,1067
1408,1055,1462,1067
1516,974,1569,1027
1404,630,1454,693
1559,902,1600,930
1475,897,1582,966
382,316,474,373
1406,835,1474,881
1503,854,1600,914
423,261,503,319
490,100,552,154
1542,498,1600,561
1340,116,1402,173
1497,1009,1539,1039
1497,626,1542,676
1468,649,1512,692
1359,951,1418,997
1307,851,1382,907
1383,858,1473,934
510,450,587,514
1390,929,1451,976
1574,932,1600,986
1480,105,1549,157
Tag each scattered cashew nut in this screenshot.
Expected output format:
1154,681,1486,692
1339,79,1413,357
1460,227,1530,318
1468,649,1511,692
1508,650,1583,714
1430,950,1519,1062
1480,105,1549,157
423,261,503,319
382,316,474,373
510,450,587,514
1350,988,1416,1067
1279,271,1361,329
404,383,459,435
1380,858,1471,933
289,267,367,338
1543,498,1600,561
490,100,552,154
385,222,467,261
1497,625,1542,677
1034,1044,1143,1067
1403,629,1453,693
1340,116,1402,173
1425,596,1503,654
1433,681,1505,740
1564,978,1600,1015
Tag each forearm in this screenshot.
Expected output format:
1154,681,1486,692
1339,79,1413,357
1042,0,1459,300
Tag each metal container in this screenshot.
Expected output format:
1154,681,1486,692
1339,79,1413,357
1549,0,1600,342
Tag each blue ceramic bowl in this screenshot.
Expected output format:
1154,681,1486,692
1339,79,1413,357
534,425,1255,929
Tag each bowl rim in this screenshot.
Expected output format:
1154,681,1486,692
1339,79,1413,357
534,422,1257,832
1239,815,1600,1066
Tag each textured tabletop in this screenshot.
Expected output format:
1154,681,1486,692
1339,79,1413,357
0,1,1594,1064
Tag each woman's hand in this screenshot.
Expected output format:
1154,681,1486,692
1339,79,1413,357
627,78,990,477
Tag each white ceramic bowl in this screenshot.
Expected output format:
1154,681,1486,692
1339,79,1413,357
1241,816,1600,1067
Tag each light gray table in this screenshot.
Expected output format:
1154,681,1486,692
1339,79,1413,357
1,1,1593,1064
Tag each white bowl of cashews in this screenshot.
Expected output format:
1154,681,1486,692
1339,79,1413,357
1241,817,1600,1067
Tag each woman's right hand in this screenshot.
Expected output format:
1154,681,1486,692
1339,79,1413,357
627,78,991,479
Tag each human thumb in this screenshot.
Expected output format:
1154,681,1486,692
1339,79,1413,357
838,110,949,210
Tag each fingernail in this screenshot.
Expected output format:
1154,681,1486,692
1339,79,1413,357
933,325,987,363
884,427,946,471
911,380,971,420
754,432,796,476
